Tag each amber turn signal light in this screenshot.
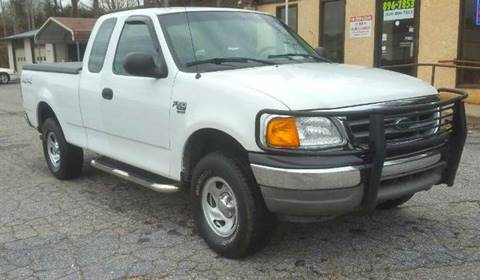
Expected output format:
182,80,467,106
266,117,300,148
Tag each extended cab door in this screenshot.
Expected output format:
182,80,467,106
79,17,118,154
89,15,174,177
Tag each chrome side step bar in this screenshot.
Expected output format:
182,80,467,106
90,157,180,193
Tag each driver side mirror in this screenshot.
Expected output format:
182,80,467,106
314,47,326,57
124,52,167,79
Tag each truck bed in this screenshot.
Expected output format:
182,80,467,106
23,62,83,74
21,63,85,148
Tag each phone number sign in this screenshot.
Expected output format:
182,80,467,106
383,0,416,21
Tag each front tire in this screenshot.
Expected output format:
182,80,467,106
41,118,83,180
191,152,275,259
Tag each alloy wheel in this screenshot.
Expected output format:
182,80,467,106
46,132,61,168
201,176,239,238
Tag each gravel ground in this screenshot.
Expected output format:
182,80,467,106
1,82,480,280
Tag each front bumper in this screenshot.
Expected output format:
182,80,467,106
251,89,468,218
251,151,445,216
252,152,442,191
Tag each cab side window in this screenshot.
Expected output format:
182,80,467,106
88,18,117,73
113,19,162,76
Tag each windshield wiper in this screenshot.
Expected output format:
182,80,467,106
186,57,275,67
268,53,330,62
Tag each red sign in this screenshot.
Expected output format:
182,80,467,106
350,15,373,38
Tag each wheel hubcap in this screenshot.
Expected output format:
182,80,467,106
201,177,238,237
46,132,61,168
0,75,7,83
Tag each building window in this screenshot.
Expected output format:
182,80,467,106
67,43,87,62
320,0,345,63
276,4,298,32
13,39,24,49
458,0,480,87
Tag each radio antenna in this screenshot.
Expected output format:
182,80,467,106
184,6,200,77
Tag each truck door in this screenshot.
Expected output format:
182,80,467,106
98,15,174,177
79,17,118,154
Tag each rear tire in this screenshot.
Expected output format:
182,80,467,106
191,152,275,259
0,73,9,84
376,194,414,210
41,118,83,180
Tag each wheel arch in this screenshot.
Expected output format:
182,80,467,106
37,101,58,132
182,128,249,184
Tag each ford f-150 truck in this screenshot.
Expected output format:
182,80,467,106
21,8,467,258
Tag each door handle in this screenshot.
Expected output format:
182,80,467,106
102,88,113,100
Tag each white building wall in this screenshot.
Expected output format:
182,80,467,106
55,43,68,62
45,43,55,63
24,38,33,64
15,47,27,74
34,44,48,63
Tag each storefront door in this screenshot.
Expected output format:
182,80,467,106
458,0,480,87
376,0,420,76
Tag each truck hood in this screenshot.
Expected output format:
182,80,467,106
207,63,437,110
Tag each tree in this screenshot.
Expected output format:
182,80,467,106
71,0,78,17
0,0,7,37
100,0,140,12
92,0,99,17
52,0,59,16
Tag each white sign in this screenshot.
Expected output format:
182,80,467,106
384,8,414,21
350,15,373,38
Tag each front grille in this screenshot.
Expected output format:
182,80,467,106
255,88,466,211
345,98,454,147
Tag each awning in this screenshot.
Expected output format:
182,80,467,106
0,29,38,41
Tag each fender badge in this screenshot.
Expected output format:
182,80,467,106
173,101,187,114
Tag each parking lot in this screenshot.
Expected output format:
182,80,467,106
0,82,479,280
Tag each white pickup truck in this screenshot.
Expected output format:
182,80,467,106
21,7,467,258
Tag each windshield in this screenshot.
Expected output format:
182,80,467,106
157,11,322,72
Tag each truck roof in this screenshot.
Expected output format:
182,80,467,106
100,7,265,19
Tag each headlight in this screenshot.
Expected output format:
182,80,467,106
264,116,346,150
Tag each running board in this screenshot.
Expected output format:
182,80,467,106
90,157,180,193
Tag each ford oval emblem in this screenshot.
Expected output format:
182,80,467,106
394,117,412,130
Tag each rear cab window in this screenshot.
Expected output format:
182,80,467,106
88,18,117,73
